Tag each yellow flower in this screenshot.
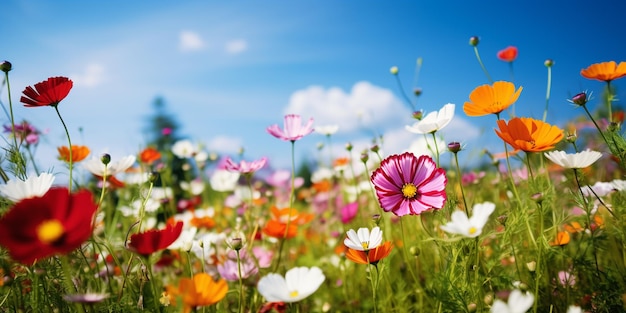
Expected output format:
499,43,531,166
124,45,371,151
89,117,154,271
495,117,564,152
463,81,522,117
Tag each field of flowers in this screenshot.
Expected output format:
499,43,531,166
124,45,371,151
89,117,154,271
0,38,625,313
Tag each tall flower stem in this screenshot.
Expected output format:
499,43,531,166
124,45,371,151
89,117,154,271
236,250,244,313
532,202,545,313
393,73,415,111
4,71,18,153
542,64,552,122
581,104,609,147
572,169,601,276
473,45,493,83
452,150,469,215
54,106,73,192
273,141,297,271
430,132,440,167
59,255,83,313
606,81,613,123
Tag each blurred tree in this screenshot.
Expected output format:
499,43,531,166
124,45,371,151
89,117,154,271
143,96,182,151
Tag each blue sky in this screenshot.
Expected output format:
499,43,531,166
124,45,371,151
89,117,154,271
2,0,625,174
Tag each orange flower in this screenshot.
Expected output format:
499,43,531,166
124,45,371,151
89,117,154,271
178,272,228,313
345,241,393,265
139,147,161,164
463,81,523,117
497,46,518,62
550,231,570,246
580,61,626,82
189,215,215,229
262,207,313,239
312,180,332,193
495,117,564,152
57,145,90,163
564,221,584,233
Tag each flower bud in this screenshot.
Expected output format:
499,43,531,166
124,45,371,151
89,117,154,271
149,171,160,184
526,261,537,272
412,110,424,120
372,214,382,226
467,303,477,312
413,87,423,97
390,66,399,75
566,132,577,143
447,142,462,153
544,59,554,67
370,145,380,153
409,246,420,257
0,61,12,73
483,293,493,305
360,151,369,163
469,36,479,46
608,122,620,132
531,192,544,204
497,215,508,226
231,238,243,251
101,153,111,165
571,92,587,106
345,142,353,152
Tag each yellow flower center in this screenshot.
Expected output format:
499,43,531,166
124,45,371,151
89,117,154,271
468,227,477,235
401,183,418,198
37,220,64,244
361,242,369,250
290,290,299,298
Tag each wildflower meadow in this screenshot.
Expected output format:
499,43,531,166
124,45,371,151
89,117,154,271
1,38,626,313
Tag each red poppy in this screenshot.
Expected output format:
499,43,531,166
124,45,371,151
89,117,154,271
20,77,73,107
139,147,161,164
497,46,518,62
0,188,98,264
127,221,184,256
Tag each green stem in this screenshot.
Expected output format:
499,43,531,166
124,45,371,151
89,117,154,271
54,106,73,192
393,74,415,111
59,255,84,313
5,71,19,154
430,132,440,167
581,104,609,147
236,250,244,313
273,140,297,271
453,152,469,215
473,46,493,84
606,81,613,123
542,66,552,122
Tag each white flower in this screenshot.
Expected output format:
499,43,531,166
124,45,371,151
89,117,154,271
83,155,136,176
405,103,455,134
311,167,335,183
180,179,206,195
440,202,496,238
490,289,534,313
566,305,582,313
257,266,325,303
544,149,602,169
611,179,626,191
581,181,614,197
343,226,383,251
209,169,240,192
171,140,196,158
315,124,339,136
0,172,55,202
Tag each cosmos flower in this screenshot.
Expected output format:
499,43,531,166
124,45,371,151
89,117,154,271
405,103,455,134
217,250,259,281
0,172,55,202
490,289,534,313
495,117,564,152
3,120,46,145
580,61,626,82
266,114,314,141
139,147,161,164
440,202,496,238
171,140,197,159
262,207,314,239
257,266,325,303
0,188,97,264
343,226,383,251
209,169,240,192
463,81,522,117
20,76,73,107
497,46,518,62
127,221,184,256
345,241,393,265
83,155,137,176
340,201,359,224
544,149,602,169
370,152,447,216
315,124,339,136
224,156,268,174
57,145,91,163
177,272,228,313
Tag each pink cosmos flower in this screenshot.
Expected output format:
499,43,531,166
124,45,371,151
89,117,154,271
370,152,447,216
224,156,268,174
340,201,359,224
266,114,314,141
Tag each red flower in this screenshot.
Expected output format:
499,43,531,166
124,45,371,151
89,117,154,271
497,46,518,62
128,221,184,256
20,77,73,107
0,188,98,264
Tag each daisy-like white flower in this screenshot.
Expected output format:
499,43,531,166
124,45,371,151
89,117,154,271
544,149,602,169
490,289,534,313
370,152,447,216
83,155,136,176
171,139,196,159
209,169,240,192
266,114,314,142
0,172,55,202
257,266,325,303
405,103,455,134
440,202,496,238
180,179,206,195
315,124,339,136
343,226,383,251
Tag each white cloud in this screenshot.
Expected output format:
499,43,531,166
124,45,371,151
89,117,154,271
225,39,248,54
72,63,105,87
179,30,205,52
207,135,243,155
284,81,409,133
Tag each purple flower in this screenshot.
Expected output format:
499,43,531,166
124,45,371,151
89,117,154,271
266,114,314,141
217,251,258,281
371,152,447,216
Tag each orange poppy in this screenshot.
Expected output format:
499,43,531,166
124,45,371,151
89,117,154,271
580,61,626,82
139,147,162,164
345,241,393,265
463,81,523,117
57,145,90,163
495,117,564,152
497,46,518,62
550,231,570,246
178,272,228,313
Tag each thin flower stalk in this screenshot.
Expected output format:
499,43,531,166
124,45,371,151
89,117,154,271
470,37,493,83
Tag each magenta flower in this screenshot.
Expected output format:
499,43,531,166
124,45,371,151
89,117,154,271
224,156,267,174
340,201,359,224
371,152,447,216
266,114,314,141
